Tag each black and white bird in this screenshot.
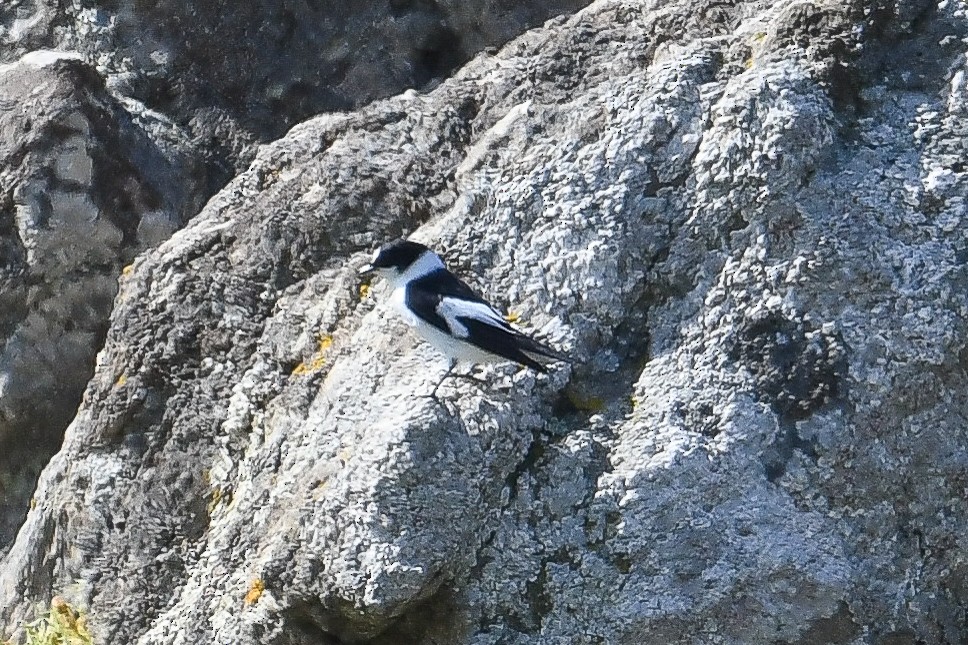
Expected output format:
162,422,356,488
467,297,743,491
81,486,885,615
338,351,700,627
359,240,568,384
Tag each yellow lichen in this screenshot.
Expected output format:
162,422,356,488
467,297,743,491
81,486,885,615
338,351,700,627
244,579,265,606
292,335,333,376
208,486,224,514
744,33,766,69
114,373,127,387
257,165,283,190
504,310,521,324
312,478,330,500
18,597,93,645
121,264,134,277
359,283,371,300
566,389,605,413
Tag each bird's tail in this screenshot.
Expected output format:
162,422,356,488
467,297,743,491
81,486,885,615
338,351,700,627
516,333,571,365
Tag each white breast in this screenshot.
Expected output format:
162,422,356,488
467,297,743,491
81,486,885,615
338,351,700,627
389,285,420,326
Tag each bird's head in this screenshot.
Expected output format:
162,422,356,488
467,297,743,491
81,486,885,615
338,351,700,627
359,239,443,286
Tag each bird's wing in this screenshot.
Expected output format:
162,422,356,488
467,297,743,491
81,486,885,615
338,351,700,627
402,281,451,334
437,296,510,337
455,316,549,372
407,270,569,370
404,269,509,337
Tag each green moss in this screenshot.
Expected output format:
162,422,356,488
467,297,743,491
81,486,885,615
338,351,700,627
3,598,93,645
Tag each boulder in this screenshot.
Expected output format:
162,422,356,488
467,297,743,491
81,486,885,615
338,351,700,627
0,0,591,556
3,0,968,643
0,51,203,548
1,0,590,182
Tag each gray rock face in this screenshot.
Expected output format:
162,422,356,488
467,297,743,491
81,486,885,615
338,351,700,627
0,0,591,556
2,0,968,644
0,52,203,547
1,0,589,184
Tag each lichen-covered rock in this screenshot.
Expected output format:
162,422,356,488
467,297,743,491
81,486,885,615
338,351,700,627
0,51,203,548
0,0,592,556
3,0,968,644
0,0,589,182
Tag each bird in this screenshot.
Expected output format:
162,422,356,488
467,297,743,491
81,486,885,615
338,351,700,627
359,239,568,391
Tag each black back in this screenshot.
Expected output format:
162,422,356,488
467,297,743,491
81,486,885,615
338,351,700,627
404,269,500,334
405,269,564,372
371,240,430,272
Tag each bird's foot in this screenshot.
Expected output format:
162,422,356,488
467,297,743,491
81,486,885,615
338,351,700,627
426,360,457,404
425,362,488,406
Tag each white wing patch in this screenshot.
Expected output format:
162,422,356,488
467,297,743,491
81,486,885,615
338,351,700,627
437,297,507,339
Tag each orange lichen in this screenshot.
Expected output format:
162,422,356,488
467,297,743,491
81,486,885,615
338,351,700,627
244,579,265,606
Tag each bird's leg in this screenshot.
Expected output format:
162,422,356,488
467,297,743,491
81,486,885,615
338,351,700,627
430,358,457,399
427,361,492,405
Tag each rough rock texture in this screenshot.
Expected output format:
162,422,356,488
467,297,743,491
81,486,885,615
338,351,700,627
3,0,968,644
0,0,589,185
0,52,203,548
0,0,590,554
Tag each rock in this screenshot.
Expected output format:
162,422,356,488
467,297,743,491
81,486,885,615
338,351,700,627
3,0,968,644
0,0,592,556
0,52,203,548
1,0,590,184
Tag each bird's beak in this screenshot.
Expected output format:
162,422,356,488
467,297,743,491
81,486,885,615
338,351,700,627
358,263,375,275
